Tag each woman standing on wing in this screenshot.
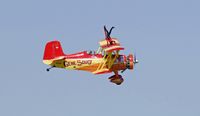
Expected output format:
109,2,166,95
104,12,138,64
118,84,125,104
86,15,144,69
104,26,116,46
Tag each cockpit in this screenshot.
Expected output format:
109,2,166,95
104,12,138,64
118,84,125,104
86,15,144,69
114,55,125,64
86,50,96,55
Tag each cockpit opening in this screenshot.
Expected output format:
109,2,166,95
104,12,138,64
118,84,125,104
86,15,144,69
87,50,96,55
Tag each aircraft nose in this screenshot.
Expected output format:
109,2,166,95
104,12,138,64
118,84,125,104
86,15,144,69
127,54,133,69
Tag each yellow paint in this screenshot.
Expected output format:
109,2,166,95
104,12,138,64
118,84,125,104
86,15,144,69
63,58,103,70
108,51,119,69
99,38,120,47
44,58,104,71
104,45,124,52
43,38,124,74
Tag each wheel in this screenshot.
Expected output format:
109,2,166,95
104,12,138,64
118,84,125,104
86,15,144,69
116,76,124,85
110,75,124,85
116,83,122,85
118,75,122,78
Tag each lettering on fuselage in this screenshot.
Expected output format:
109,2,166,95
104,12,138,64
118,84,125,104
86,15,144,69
64,61,76,67
64,60,92,67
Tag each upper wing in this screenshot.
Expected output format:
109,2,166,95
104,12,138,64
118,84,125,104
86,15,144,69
92,38,124,74
99,38,124,52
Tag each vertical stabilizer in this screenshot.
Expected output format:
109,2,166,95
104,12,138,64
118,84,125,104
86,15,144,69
43,41,65,60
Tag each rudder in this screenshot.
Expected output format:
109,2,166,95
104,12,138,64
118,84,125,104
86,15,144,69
43,40,65,60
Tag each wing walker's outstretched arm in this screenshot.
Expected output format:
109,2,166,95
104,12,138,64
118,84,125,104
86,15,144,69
108,26,115,38
104,25,109,39
104,25,115,40
104,26,115,45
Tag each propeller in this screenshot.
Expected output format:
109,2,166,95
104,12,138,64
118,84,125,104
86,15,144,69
121,53,138,73
134,53,139,64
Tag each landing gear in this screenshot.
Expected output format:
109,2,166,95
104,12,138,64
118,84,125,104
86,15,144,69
46,66,55,72
108,71,124,85
109,75,124,85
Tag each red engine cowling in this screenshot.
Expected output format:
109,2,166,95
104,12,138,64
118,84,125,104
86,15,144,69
127,54,134,70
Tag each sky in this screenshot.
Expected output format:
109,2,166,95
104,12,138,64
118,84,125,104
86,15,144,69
0,0,200,116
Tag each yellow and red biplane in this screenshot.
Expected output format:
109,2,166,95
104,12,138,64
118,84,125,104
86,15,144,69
43,26,138,85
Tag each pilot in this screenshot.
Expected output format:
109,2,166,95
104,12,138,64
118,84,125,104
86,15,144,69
87,50,96,55
88,50,92,55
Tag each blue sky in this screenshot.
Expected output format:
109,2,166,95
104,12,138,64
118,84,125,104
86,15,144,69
0,0,200,116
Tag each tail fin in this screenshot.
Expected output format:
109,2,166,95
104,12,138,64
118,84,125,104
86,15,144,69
43,40,65,60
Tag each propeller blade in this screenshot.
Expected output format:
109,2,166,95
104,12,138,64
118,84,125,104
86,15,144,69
134,53,138,64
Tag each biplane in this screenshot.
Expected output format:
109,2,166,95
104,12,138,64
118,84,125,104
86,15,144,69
43,26,138,85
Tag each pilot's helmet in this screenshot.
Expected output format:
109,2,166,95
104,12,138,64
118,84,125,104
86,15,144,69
87,50,92,55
